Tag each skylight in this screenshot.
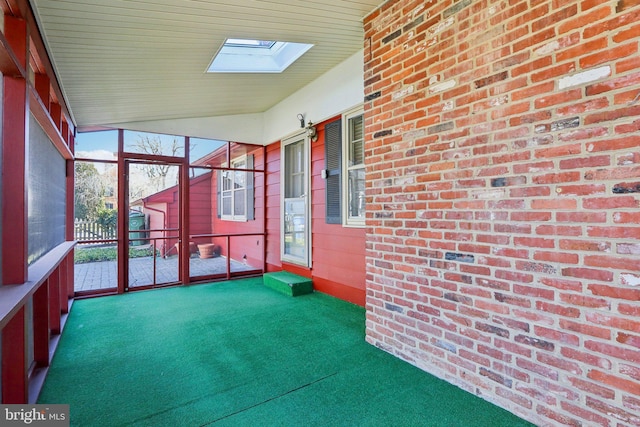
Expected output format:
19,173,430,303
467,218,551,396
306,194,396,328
225,39,277,49
207,38,313,73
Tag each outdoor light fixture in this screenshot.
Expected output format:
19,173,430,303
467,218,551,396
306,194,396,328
306,121,317,142
297,113,305,128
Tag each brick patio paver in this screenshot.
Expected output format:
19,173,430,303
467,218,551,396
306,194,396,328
75,255,256,292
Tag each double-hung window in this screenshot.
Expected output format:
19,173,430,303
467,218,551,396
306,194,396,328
344,110,365,226
219,155,254,221
324,106,365,227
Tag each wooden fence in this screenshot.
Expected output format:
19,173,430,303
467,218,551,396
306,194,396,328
74,219,117,241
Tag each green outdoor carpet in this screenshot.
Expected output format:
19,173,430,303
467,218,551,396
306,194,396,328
38,278,534,426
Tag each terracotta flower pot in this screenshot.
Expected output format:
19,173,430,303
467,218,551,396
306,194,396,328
198,243,220,259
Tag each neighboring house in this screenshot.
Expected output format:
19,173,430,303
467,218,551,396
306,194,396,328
137,171,212,258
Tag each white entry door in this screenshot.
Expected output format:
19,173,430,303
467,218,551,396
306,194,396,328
281,133,310,266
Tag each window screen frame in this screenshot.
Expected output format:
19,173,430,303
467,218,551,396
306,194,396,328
218,154,254,222
342,107,365,228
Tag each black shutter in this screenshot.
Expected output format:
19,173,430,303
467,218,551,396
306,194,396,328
324,119,342,224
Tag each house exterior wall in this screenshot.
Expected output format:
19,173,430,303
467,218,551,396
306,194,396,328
364,1,640,425
310,122,368,305
142,146,267,269
265,121,367,306
143,203,170,255
210,146,265,266
189,172,213,237
143,173,211,257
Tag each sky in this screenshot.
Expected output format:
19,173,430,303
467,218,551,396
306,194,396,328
75,130,226,202
75,130,225,163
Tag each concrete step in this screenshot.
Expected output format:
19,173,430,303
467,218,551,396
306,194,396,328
263,272,313,297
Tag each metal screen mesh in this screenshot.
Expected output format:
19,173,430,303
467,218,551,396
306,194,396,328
28,114,66,265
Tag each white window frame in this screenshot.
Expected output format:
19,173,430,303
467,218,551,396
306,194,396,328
281,131,312,267
220,155,248,221
342,106,365,227
208,39,314,74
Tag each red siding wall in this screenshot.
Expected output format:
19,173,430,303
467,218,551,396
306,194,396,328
364,1,640,426
144,151,267,267
140,129,367,303
311,122,367,306
190,172,213,236
265,122,367,306
145,172,211,257
144,203,171,255
211,146,265,266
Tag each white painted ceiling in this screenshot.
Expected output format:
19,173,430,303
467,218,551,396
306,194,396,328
30,0,381,131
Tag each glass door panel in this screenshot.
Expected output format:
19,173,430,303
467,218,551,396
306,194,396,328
282,136,310,266
284,199,306,260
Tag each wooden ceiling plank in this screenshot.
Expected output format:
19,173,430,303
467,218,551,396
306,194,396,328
30,0,377,127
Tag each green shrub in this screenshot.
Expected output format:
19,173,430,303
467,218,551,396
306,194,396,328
75,246,158,264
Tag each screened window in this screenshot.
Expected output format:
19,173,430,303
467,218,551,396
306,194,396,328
28,114,66,264
344,110,365,226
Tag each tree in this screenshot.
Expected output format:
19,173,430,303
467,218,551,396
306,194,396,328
75,162,104,220
96,207,117,237
130,135,181,193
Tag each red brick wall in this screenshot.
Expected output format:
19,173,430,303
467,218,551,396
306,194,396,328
363,1,640,425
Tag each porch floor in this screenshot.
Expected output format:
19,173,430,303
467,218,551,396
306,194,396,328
38,278,534,426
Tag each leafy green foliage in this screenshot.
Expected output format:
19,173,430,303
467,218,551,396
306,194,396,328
75,162,105,220
96,208,117,236
75,246,159,264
